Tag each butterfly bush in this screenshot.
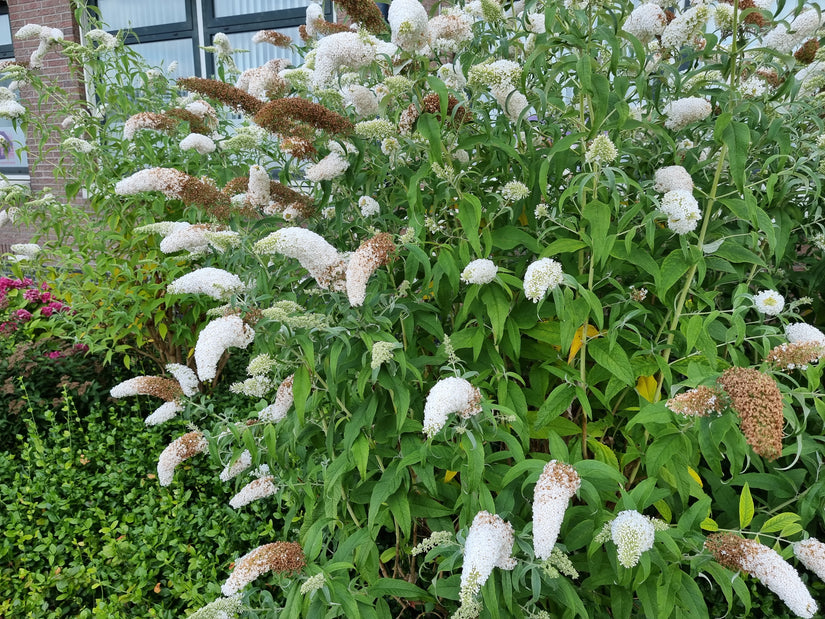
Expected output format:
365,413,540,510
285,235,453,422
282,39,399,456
12,0,825,614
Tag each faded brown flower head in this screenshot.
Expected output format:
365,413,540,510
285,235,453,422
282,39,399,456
165,108,212,134
299,24,311,42
157,430,208,486
346,233,395,306
222,176,314,218
795,38,819,64
110,375,184,401
707,533,818,618
312,18,353,36
705,533,753,571
123,112,177,139
178,77,264,116
399,93,472,134
253,98,353,137
334,0,387,33
254,29,294,48
757,68,783,88
222,542,305,595
766,341,825,371
666,385,725,417
717,366,784,460
722,0,768,27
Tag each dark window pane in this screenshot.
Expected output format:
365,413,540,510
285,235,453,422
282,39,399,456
98,0,187,30
129,39,196,77
0,14,11,47
213,0,307,17
221,28,301,71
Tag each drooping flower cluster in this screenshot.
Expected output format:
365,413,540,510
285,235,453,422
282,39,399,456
168,268,247,301
662,97,712,131
717,366,784,460
388,0,429,52
423,376,482,437
706,534,817,618
110,375,186,425
461,259,498,285
661,2,710,49
666,385,724,417
259,374,295,422
229,475,278,509
622,3,667,44
460,511,516,600
766,341,825,371
15,23,64,68
610,510,656,568
180,133,216,154
255,227,347,291
794,538,825,583
523,257,564,302
763,9,824,54
653,166,693,193
220,450,252,482
194,315,256,382
532,460,580,560
222,542,305,596
659,189,701,234
345,233,395,306
785,322,825,345
157,431,209,486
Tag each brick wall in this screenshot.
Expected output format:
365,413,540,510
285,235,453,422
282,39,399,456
2,0,85,253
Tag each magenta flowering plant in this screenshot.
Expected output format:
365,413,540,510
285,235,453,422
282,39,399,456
0,277,71,351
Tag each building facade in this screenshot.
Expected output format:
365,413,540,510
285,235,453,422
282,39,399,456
0,0,323,251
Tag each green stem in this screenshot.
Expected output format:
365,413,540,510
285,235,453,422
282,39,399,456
654,142,729,401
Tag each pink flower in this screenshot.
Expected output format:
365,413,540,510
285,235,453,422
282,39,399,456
14,309,32,322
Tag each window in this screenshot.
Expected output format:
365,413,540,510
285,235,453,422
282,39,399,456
90,0,332,79
0,0,28,176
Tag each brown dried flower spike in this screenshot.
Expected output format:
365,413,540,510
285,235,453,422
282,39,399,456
222,542,306,596
334,0,387,33
177,77,264,116
666,385,724,417
717,366,784,460
253,98,354,137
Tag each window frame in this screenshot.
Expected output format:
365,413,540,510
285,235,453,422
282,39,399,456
88,0,333,79
0,0,29,177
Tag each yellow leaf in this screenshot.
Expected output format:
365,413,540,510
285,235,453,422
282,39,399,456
700,517,718,532
444,470,458,483
687,466,703,488
636,375,658,402
567,324,601,364
517,208,528,226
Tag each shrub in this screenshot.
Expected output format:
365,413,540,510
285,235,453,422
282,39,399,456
8,0,825,617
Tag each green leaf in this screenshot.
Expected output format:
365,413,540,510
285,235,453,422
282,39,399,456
739,482,754,529
292,365,310,425
760,512,800,534
583,201,610,266
353,434,369,481
458,195,482,255
721,120,750,193
484,286,510,343
369,579,435,603
588,339,635,386
656,250,692,301
700,517,719,532
535,384,576,429
545,238,587,255
713,242,764,266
